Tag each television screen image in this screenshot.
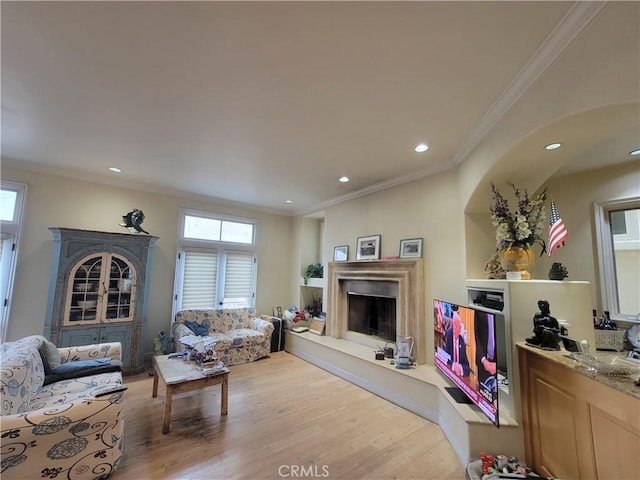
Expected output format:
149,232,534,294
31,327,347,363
433,299,499,427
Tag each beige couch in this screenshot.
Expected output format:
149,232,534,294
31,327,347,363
173,308,275,366
0,335,124,480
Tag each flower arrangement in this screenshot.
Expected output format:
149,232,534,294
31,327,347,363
490,183,548,254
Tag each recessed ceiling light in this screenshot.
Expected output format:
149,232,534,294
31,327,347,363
285,200,293,204
339,176,350,183
414,143,429,153
629,148,640,156
545,143,562,150
108,167,122,173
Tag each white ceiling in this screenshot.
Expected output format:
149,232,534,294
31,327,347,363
2,1,639,215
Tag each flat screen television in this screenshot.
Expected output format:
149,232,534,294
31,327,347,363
433,299,499,427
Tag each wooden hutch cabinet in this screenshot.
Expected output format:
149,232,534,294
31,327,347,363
44,228,158,374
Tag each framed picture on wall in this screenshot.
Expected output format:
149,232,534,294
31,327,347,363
399,238,423,258
333,245,349,262
356,235,381,261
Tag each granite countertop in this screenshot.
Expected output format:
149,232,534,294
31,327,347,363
517,342,640,399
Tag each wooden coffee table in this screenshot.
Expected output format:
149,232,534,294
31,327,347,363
152,355,229,434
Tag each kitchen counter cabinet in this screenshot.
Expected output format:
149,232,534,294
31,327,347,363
517,343,639,480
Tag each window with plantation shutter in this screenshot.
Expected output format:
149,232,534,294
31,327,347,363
180,250,218,309
222,252,255,308
173,209,257,318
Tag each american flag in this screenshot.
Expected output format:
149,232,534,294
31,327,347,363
548,198,568,256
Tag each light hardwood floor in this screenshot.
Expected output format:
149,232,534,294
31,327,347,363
111,352,466,480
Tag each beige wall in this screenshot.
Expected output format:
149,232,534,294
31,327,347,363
616,249,640,315
3,158,637,356
461,161,640,313
2,165,293,356
288,215,324,311
542,160,640,313
305,160,639,363
319,160,639,311
323,168,466,306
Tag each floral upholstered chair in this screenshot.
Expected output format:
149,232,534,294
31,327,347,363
0,335,124,480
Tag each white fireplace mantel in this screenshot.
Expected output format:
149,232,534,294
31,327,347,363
326,259,426,364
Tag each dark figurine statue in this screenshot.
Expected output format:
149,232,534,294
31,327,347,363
526,299,561,350
119,208,149,234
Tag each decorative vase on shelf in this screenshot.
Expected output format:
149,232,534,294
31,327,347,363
500,243,534,280
490,182,547,281
548,262,568,281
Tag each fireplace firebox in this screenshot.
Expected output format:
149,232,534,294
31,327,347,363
348,293,396,342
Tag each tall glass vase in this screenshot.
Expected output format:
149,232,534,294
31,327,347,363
500,243,534,280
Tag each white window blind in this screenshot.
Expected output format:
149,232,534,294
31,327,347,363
181,250,218,309
173,209,258,318
222,252,255,307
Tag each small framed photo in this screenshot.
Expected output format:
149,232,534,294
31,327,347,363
399,238,423,258
356,234,381,261
333,245,349,262
274,306,283,317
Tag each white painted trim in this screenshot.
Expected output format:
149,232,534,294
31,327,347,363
297,1,608,217
450,1,607,167
294,162,452,217
593,196,640,322
0,181,27,343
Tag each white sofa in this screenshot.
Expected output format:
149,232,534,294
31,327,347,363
0,335,124,480
173,308,275,366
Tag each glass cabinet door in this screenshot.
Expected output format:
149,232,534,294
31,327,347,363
65,254,104,325
103,254,136,322
64,253,136,326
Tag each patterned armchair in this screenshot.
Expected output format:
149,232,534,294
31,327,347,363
1,335,124,480
173,308,275,366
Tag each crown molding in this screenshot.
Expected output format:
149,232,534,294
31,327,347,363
293,161,454,217
450,0,607,167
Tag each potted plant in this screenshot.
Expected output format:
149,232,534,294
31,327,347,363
303,263,323,285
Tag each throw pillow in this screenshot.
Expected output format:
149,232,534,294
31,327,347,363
184,320,209,336
51,358,110,374
38,340,61,375
44,360,123,385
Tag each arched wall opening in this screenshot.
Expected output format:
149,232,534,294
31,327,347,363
461,103,639,280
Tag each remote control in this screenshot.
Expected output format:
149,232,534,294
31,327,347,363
93,385,128,397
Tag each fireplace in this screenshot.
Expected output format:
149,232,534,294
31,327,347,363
348,293,396,341
327,259,426,364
